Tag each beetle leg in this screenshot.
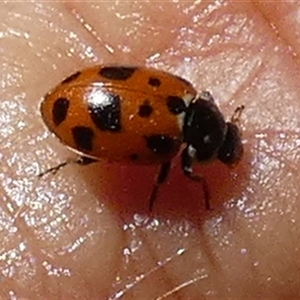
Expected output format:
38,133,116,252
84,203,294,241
181,146,211,210
149,161,172,211
38,156,98,178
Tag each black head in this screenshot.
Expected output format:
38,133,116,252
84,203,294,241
183,92,227,162
217,122,243,167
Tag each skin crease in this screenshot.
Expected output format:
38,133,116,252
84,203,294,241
1,1,300,299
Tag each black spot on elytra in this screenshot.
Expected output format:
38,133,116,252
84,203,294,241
148,77,161,87
61,71,81,84
88,92,121,132
166,96,186,115
138,100,153,118
72,126,94,151
130,153,139,160
52,98,70,126
145,134,176,155
99,66,137,80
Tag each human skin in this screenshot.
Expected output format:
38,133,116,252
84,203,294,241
1,1,300,299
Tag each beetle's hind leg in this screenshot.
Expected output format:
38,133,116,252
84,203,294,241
149,161,172,211
38,156,98,178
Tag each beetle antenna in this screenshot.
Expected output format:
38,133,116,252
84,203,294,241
231,105,245,124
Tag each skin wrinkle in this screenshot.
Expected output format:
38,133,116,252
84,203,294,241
67,5,115,56
252,1,300,59
0,1,300,299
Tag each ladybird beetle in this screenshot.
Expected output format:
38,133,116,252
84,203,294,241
39,65,244,210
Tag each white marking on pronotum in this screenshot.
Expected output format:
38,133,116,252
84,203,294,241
176,93,195,130
187,145,197,158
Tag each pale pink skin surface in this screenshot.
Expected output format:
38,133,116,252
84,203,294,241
1,1,300,299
